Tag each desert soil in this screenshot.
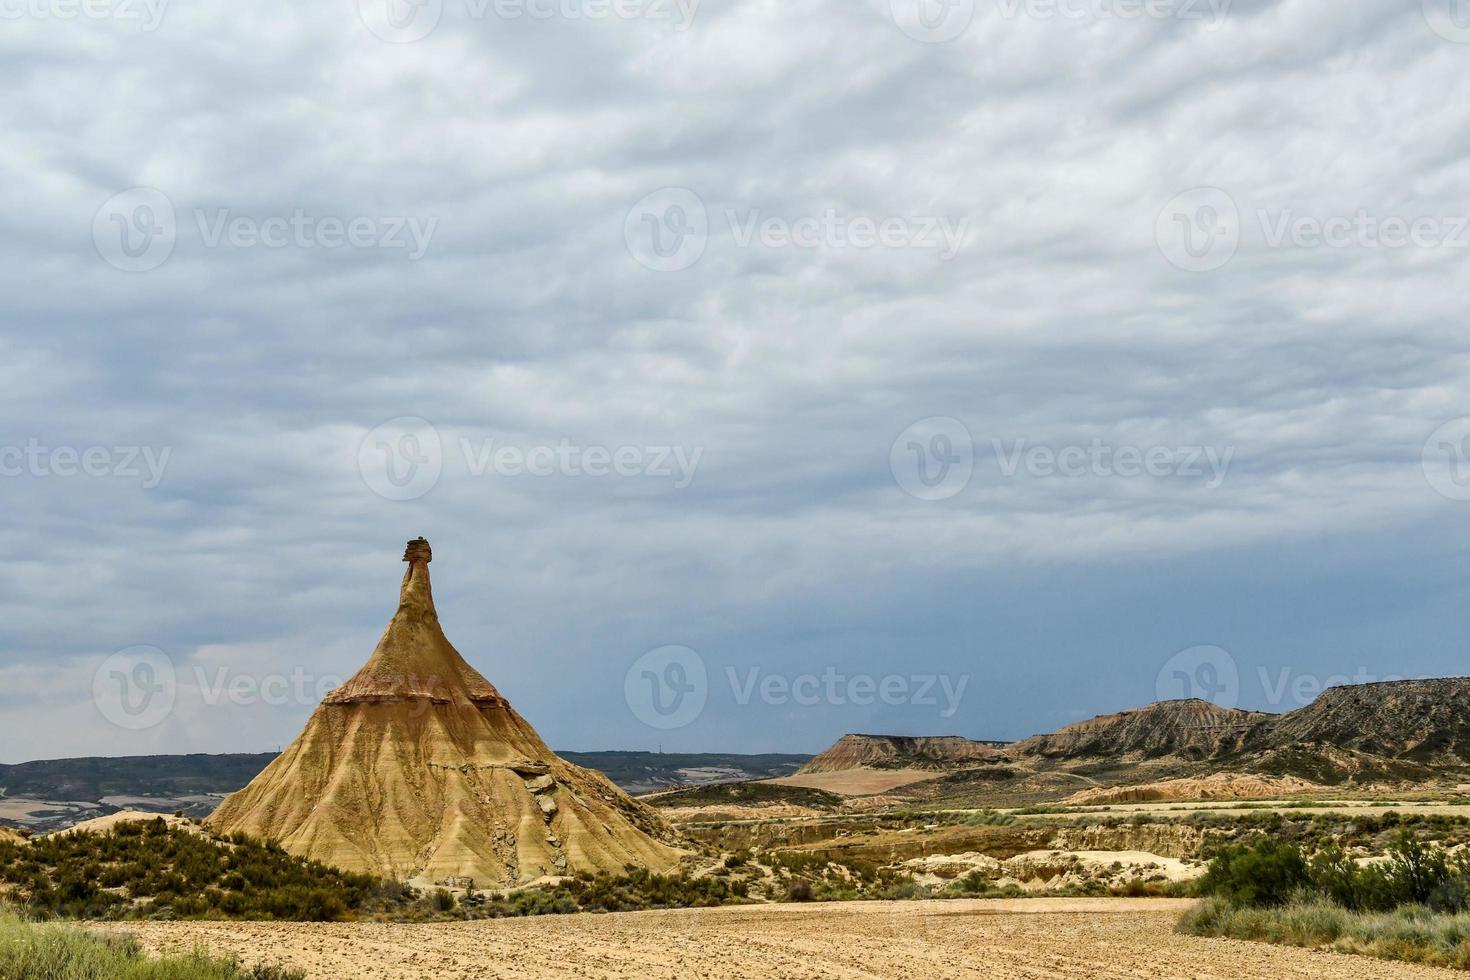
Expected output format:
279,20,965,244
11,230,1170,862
1013,800,1470,819
767,766,944,794
103,898,1457,980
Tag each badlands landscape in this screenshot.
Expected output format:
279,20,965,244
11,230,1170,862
6,541,1470,978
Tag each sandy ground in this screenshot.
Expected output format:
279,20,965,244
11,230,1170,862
767,767,944,795
102,898,1459,980
1008,800,1470,819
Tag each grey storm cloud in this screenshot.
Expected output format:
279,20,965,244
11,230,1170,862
1,0,1468,762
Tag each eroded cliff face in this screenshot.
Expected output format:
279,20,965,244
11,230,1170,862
1009,699,1276,762
208,539,685,888
1266,678,1470,762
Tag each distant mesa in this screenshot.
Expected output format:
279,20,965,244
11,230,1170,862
1009,699,1275,763
798,734,1008,774
208,538,687,888
798,677,1470,794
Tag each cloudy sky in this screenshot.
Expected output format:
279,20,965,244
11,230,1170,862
2,0,1468,764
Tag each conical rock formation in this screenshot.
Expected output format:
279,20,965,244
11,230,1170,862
208,538,686,887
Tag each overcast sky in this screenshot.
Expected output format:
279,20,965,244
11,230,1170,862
2,0,1469,764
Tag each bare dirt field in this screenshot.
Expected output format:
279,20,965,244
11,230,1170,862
767,766,944,795
104,898,1459,980
1007,800,1470,820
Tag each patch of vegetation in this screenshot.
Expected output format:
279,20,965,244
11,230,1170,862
761,851,930,902
1199,829,1470,912
1182,897,1470,970
646,782,843,811
0,910,303,979
0,819,412,921
945,810,1017,827
471,867,749,917
1182,829,1470,969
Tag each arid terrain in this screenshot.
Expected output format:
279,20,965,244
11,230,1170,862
104,898,1456,980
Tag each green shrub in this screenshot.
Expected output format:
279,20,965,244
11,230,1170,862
1180,897,1470,970
0,819,405,922
475,868,749,918
0,911,304,979
1198,838,1310,908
